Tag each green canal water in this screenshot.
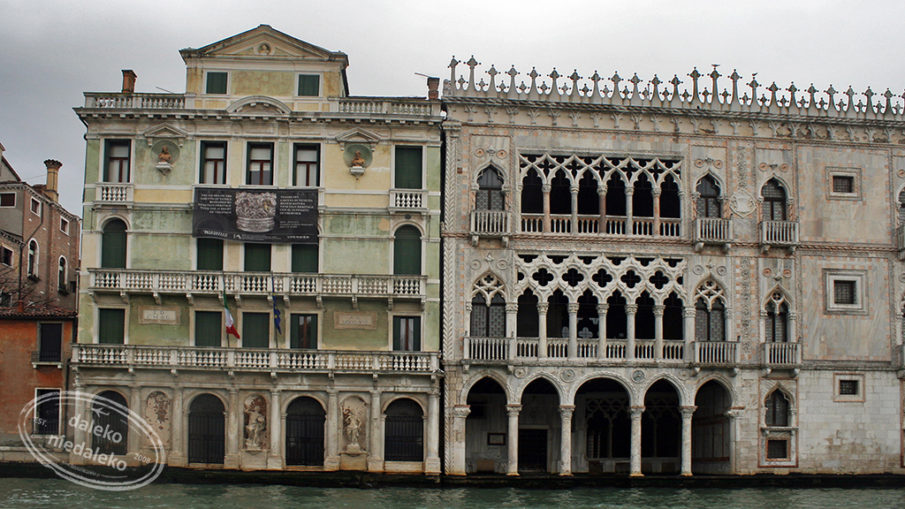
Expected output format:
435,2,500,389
1,478,904,508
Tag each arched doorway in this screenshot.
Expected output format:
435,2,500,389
519,378,560,473
693,380,731,473
465,377,507,473
188,394,225,464
285,396,325,466
574,378,631,474
384,399,423,462
642,380,680,474
92,391,128,455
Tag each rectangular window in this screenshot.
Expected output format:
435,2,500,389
60,217,69,235
194,311,222,347
0,192,15,207
834,280,856,305
206,71,228,94
246,143,274,185
244,243,271,272
293,144,319,186
197,238,223,270
34,389,60,435
200,141,227,184
297,74,320,96
834,373,865,401
242,312,270,348
832,175,854,194
394,146,423,189
38,323,62,362
290,314,318,349
826,167,861,200
98,309,125,344
766,439,788,460
825,270,866,314
30,197,41,216
291,243,318,273
839,379,858,395
393,316,421,351
104,140,131,182
1,246,12,266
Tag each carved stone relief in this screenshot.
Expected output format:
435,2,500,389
341,396,367,454
144,391,170,449
243,395,268,450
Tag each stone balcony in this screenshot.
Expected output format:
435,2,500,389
760,220,799,251
71,344,439,375
692,341,740,370
462,337,687,366
519,213,682,237
389,188,427,212
762,342,802,372
95,183,133,204
470,210,510,245
693,218,732,250
87,269,425,304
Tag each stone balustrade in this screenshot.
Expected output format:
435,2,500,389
87,269,425,300
463,337,686,364
760,220,799,248
694,217,732,246
389,188,427,210
762,342,802,367
693,341,740,366
85,93,185,109
517,213,680,238
72,344,439,374
95,183,133,203
470,210,510,236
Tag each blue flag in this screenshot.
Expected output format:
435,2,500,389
271,275,282,335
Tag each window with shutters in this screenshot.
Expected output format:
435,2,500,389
197,238,223,271
696,175,722,218
246,143,274,185
297,74,320,97
393,316,421,351
290,314,318,349
242,312,270,348
291,243,318,273
761,179,787,221
394,146,422,189
98,308,125,344
200,141,227,184
476,167,504,211
194,311,222,347
393,226,421,275
104,140,131,183
470,294,506,337
101,219,127,269
205,71,228,94
293,144,319,186
244,243,271,272
38,323,62,362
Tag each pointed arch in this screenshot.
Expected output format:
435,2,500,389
696,174,722,218
695,279,727,342
470,273,507,338
765,388,791,427
761,178,788,221
471,272,506,303
520,167,543,214
475,165,505,211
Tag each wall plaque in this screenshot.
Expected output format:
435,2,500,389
139,307,179,325
333,311,377,330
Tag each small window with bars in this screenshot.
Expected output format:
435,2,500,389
766,439,788,460
832,175,854,194
833,280,856,305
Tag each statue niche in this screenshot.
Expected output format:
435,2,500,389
243,395,268,450
341,396,367,454
144,391,170,449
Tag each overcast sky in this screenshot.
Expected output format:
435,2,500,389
0,0,902,216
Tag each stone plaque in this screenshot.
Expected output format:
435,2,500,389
333,311,377,330
138,306,179,325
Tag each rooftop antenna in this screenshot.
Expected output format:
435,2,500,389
155,86,176,93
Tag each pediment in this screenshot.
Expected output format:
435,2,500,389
335,128,382,148
142,124,188,146
226,96,291,115
180,25,348,63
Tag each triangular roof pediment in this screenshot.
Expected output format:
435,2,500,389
180,25,348,65
335,128,383,148
143,124,189,140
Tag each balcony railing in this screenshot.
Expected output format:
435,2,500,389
694,218,732,246
470,210,510,237
88,269,425,299
389,188,427,210
96,183,133,203
84,93,185,109
518,213,681,238
762,342,801,367
693,341,740,366
71,344,439,374
333,98,437,116
760,220,799,248
463,337,685,363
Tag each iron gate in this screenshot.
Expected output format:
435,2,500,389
285,412,324,466
188,396,225,464
93,392,127,455
384,415,423,461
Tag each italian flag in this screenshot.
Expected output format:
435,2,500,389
222,289,240,339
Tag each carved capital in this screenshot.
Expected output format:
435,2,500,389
630,406,645,418
537,303,549,313
452,404,471,419
680,405,697,418
542,184,552,193
625,304,639,314
653,305,665,316
505,303,519,313
684,306,696,318
597,304,609,314
567,303,580,313
559,404,576,418
506,404,522,416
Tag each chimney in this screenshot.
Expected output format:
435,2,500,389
427,76,439,100
43,159,61,202
122,69,137,94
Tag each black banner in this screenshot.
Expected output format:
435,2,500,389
192,187,318,243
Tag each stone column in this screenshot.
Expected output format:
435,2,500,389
625,187,634,234
225,388,239,468
368,390,382,471
626,304,638,361
570,186,579,233
506,303,519,361
128,385,141,460
537,302,549,359
597,304,608,359
653,304,665,360
268,389,282,469
726,408,742,474
426,389,441,474
324,388,339,470
559,405,575,475
170,387,185,466
630,405,644,476
684,306,696,362
598,188,607,232
680,405,696,476
789,311,798,344
542,184,551,233
567,302,579,359
449,405,471,475
70,383,89,465
506,404,521,475
652,189,661,235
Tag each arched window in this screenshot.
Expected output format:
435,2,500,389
632,176,654,217
57,257,67,293
516,291,539,337
471,294,506,337
605,175,626,216
765,390,790,427
27,240,38,277
549,170,571,215
659,174,681,218
476,167,504,211
762,179,787,221
696,175,721,218
577,172,599,215
694,280,726,342
663,292,684,340
520,169,543,213
765,292,789,343
384,399,424,462
101,219,127,269
393,226,421,275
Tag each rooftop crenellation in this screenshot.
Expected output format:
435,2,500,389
445,56,905,121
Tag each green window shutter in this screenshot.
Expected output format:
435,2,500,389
290,314,317,349
206,72,228,94
291,244,318,272
194,311,221,347
242,313,270,348
393,316,421,351
394,147,422,189
98,309,125,344
197,239,223,270
244,243,271,272
298,75,320,96
101,220,126,269
393,226,421,275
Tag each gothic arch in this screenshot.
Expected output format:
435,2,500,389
641,374,691,407
473,163,507,189
693,276,728,310
513,373,566,404
471,272,506,304
763,284,793,310
694,375,737,407
566,372,635,406
460,371,512,403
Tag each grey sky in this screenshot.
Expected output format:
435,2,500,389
0,0,901,217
